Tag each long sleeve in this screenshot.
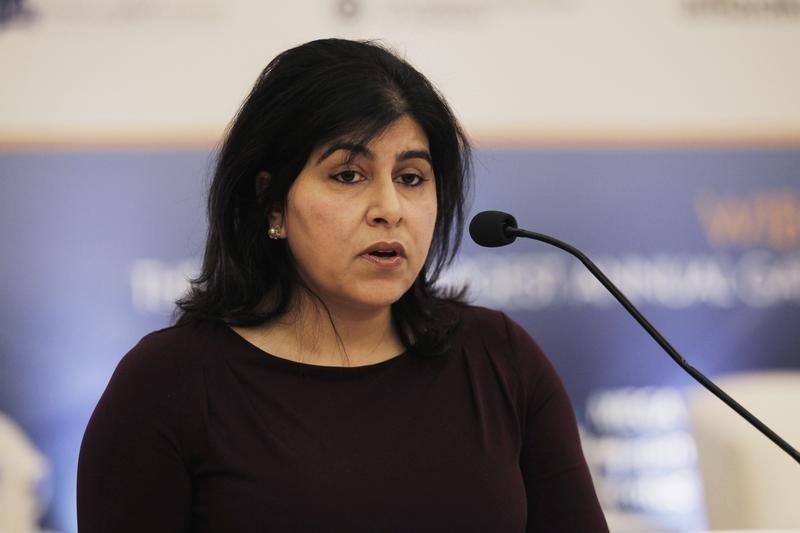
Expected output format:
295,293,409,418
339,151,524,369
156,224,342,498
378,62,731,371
77,334,193,532
501,314,609,532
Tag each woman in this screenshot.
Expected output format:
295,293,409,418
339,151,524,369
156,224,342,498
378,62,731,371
78,38,608,532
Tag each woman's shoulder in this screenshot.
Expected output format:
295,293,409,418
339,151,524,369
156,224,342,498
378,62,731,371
455,304,540,352
126,319,218,363
132,320,223,360
456,303,511,332
106,320,228,401
453,303,553,388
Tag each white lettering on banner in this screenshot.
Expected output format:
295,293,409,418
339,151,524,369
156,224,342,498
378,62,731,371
587,387,689,435
439,251,800,310
607,469,702,515
736,251,800,307
590,433,698,471
443,253,566,310
129,259,198,313
570,256,736,309
583,387,704,520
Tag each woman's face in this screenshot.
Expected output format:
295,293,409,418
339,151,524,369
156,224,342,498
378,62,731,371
276,115,438,315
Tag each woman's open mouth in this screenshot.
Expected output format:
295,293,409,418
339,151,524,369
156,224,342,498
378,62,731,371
360,242,405,268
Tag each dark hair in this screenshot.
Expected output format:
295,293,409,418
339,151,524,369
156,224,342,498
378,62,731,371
176,38,471,355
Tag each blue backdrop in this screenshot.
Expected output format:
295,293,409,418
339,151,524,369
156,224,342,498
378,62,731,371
2,147,799,531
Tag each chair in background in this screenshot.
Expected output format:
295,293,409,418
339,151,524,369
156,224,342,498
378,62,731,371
0,411,50,532
688,370,800,530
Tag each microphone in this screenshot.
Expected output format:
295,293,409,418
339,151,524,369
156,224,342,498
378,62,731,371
468,211,518,247
469,210,800,465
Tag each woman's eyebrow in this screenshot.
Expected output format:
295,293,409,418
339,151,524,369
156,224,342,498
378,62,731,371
398,149,432,165
316,142,372,165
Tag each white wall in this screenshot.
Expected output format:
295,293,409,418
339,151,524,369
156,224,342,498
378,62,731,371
1,0,799,147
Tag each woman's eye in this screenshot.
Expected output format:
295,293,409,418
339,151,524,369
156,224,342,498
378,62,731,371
331,170,364,184
396,173,424,186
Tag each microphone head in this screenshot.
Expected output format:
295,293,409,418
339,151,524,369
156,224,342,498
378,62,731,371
469,211,518,247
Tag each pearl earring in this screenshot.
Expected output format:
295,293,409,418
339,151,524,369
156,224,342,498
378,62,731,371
268,225,281,240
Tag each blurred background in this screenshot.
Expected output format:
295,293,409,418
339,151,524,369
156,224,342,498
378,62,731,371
1,0,799,531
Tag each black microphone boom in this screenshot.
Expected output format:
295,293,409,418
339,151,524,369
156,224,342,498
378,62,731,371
469,210,800,465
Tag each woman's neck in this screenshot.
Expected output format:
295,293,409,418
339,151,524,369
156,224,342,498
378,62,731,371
233,292,405,367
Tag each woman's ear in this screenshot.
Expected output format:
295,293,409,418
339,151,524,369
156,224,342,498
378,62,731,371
268,210,284,232
257,171,285,239
267,210,285,240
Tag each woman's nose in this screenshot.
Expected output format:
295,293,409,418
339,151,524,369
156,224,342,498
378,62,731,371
366,177,403,227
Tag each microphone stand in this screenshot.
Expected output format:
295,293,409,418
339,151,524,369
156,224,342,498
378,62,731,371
505,224,800,465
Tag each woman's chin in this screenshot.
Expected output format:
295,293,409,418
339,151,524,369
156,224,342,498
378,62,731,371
326,284,413,315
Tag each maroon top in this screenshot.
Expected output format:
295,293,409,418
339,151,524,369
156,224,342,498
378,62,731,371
78,305,608,532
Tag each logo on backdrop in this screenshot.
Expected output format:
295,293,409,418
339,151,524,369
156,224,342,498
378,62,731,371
682,0,800,18
334,0,360,20
695,190,800,251
0,0,36,27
